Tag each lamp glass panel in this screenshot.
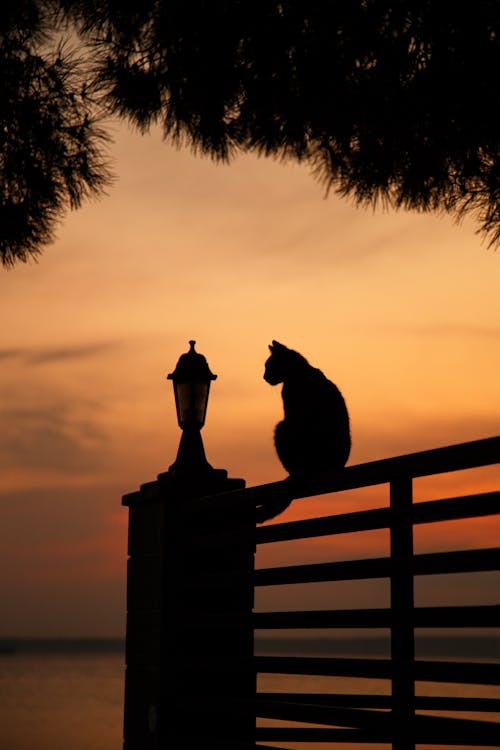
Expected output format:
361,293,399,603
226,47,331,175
192,382,210,425
175,382,210,427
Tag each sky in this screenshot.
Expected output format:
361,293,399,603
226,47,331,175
0,122,499,637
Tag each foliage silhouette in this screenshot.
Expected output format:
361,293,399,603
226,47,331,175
0,1,110,266
66,0,500,246
2,1,499,264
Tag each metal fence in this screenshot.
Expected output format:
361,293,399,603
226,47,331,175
196,435,500,749
124,435,500,749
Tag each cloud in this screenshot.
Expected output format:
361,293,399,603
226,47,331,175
0,401,109,472
0,349,23,361
0,340,122,365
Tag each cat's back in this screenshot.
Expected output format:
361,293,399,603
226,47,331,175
283,364,348,422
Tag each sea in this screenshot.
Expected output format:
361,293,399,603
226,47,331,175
0,639,124,750
1,636,499,750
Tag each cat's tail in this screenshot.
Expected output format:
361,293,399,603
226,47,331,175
255,477,297,523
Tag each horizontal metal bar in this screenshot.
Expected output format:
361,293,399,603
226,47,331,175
406,712,500,744
413,546,500,575
253,605,500,629
415,695,500,712
253,607,390,629
177,742,257,750
415,659,500,685
413,491,500,525
255,548,500,589
258,691,392,708
194,436,500,515
256,656,500,684
256,712,500,745
257,547,500,590
255,655,391,678
256,493,500,546
169,492,500,557
256,506,391,544
414,604,500,626
255,556,390,585
257,698,500,740
258,692,500,712
257,698,390,729
256,727,388,742
417,695,500,711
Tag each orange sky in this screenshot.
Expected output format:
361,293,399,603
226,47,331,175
0,123,499,636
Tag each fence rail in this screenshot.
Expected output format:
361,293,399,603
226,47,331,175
123,435,500,749
204,435,500,749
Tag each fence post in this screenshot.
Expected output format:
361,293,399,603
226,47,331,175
390,476,415,750
122,469,253,750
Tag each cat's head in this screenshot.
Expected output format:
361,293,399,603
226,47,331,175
264,340,297,385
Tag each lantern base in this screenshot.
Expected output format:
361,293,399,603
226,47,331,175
166,426,222,480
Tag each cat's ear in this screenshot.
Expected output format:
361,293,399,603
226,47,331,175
272,340,285,350
268,343,274,352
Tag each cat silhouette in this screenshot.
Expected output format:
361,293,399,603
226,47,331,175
264,340,351,477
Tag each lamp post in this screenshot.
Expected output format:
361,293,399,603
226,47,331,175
122,341,251,750
166,340,225,479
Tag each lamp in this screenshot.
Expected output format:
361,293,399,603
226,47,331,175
167,340,217,477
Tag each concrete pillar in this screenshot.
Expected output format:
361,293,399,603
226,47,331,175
122,469,253,749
